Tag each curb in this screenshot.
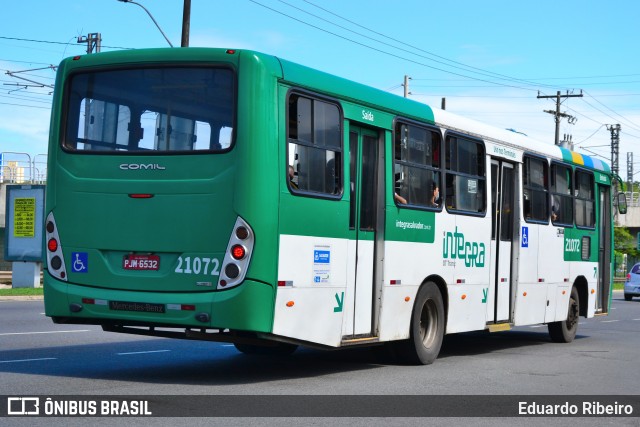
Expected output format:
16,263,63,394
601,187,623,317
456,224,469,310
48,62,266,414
0,295,44,301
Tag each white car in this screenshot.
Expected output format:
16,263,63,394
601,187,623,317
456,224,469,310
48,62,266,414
624,263,640,301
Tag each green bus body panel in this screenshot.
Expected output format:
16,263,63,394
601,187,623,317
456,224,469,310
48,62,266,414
44,273,274,332
385,205,436,243
563,228,598,262
279,194,351,238
45,48,283,332
278,58,435,125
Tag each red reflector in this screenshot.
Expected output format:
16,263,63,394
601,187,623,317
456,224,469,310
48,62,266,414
181,304,196,311
278,281,286,287
390,280,400,285
82,298,95,304
129,194,154,199
47,238,58,252
73,56,81,60
226,49,236,54
231,244,246,260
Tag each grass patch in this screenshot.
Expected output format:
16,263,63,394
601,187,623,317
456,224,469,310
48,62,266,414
0,287,44,296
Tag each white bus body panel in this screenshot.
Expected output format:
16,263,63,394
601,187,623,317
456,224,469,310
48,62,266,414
274,234,350,347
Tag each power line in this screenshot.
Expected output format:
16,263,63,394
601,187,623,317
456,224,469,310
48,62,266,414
0,35,132,50
0,101,50,110
584,90,640,133
249,0,549,91
299,0,559,90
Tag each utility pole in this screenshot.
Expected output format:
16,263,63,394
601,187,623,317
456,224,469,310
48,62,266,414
607,124,621,193
77,33,101,54
181,0,191,47
537,90,583,145
77,33,101,147
403,75,411,98
627,152,633,192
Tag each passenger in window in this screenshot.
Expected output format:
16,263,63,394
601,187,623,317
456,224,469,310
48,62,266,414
551,195,560,222
395,192,407,204
430,182,440,208
288,165,298,189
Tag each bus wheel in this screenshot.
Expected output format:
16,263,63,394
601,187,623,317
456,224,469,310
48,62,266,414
234,342,298,356
548,286,579,343
394,282,444,365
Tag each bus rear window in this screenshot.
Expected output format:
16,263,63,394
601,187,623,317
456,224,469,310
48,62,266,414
64,67,235,153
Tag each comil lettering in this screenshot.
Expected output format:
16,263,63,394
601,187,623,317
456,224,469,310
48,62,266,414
442,227,486,267
119,163,166,170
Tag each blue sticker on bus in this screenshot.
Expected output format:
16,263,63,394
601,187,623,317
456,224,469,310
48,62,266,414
71,252,88,273
314,250,330,264
521,227,529,248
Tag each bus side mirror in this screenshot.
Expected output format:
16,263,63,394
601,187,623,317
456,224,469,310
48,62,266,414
617,192,628,214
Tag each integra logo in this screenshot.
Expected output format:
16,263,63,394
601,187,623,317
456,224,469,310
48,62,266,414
119,164,166,170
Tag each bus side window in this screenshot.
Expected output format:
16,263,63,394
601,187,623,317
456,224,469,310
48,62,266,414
523,155,549,222
575,170,595,228
393,121,441,208
287,93,342,196
444,134,485,214
550,162,573,226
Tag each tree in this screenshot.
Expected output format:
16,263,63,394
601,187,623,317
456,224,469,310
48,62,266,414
615,226,639,257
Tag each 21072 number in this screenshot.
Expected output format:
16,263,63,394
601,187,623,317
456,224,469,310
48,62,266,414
175,256,221,275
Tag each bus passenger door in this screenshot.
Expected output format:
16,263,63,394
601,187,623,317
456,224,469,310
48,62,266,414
489,159,516,323
344,125,382,337
597,184,612,313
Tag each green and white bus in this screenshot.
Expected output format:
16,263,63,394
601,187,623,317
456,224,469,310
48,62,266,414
44,48,625,364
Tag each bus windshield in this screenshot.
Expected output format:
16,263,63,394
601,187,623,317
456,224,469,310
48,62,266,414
64,67,235,153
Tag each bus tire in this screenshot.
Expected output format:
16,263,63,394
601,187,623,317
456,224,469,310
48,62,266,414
548,285,579,343
394,282,444,365
234,342,298,356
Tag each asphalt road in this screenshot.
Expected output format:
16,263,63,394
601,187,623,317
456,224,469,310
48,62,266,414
1,292,639,425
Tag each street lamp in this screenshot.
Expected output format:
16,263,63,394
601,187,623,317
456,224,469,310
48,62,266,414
117,0,174,47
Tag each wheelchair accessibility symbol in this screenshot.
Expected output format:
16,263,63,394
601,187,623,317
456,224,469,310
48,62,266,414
521,226,529,248
71,252,88,273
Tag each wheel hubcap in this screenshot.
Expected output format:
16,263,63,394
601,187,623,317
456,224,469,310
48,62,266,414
419,299,438,348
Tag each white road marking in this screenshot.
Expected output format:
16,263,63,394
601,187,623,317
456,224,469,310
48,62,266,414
0,330,90,336
0,357,57,364
116,350,171,356
601,320,619,323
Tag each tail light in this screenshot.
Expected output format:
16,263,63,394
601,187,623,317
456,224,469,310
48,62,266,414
627,274,631,282
217,217,254,290
45,212,68,281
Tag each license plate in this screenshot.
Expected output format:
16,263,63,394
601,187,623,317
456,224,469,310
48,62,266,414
123,254,160,270
109,301,165,313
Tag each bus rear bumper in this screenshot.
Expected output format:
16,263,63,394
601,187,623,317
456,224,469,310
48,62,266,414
43,273,275,333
